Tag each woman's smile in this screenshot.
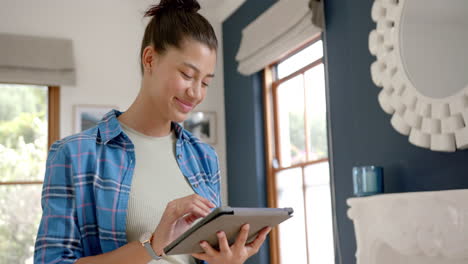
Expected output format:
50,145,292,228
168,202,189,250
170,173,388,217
175,97,194,113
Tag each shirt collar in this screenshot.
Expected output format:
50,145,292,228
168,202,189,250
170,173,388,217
97,109,187,144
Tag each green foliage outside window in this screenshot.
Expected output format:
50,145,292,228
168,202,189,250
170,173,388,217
289,111,328,162
0,84,47,264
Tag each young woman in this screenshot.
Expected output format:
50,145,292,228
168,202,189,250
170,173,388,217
33,0,271,263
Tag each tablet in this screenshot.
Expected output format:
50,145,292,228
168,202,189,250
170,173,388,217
164,206,293,255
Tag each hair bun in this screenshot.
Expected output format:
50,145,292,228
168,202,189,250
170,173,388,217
145,0,200,17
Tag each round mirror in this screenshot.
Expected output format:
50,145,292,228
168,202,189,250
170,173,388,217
369,0,468,152
400,0,468,99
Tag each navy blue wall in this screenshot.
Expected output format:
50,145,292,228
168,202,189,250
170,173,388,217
223,1,277,264
323,0,468,263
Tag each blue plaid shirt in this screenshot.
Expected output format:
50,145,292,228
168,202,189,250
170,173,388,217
34,110,221,264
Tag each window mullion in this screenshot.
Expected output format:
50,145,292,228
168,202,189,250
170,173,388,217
272,82,283,167
264,67,281,264
0,181,43,185
274,158,329,173
275,58,323,87
48,86,60,150
303,73,311,162
301,166,311,264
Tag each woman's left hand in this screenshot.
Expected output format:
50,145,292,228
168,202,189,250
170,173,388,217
191,224,272,264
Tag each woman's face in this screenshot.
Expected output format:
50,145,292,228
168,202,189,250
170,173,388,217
143,39,217,123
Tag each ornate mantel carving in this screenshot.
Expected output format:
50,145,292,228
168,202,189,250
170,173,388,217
347,189,468,263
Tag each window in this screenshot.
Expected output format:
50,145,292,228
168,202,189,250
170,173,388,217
264,37,335,264
0,83,59,263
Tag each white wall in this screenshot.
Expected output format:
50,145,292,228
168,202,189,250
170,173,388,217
198,15,229,206
0,0,228,205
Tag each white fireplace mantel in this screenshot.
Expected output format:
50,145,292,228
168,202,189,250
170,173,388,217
347,189,468,264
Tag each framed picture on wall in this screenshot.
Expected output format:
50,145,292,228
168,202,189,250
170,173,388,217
73,105,117,133
183,111,217,144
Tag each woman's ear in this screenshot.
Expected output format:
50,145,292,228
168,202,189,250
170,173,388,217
142,46,156,74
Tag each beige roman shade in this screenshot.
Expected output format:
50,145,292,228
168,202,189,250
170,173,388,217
235,0,323,75
0,33,75,86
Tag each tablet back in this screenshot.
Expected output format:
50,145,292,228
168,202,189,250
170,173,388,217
165,207,293,255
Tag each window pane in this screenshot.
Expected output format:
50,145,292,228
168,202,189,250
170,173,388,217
305,64,328,160
275,168,308,264
0,84,48,181
277,75,306,167
277,40,323,79
304,162,335,264
0,184,42,264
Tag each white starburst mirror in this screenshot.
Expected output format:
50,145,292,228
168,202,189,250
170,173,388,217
369,0,468,152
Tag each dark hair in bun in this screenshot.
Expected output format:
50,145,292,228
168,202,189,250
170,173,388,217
145,0,200,14
140,0,218,74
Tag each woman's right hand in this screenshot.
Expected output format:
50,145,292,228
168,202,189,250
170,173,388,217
151,194,216,255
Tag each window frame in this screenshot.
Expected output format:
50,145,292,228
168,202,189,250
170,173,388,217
0,85,60,186
263,35,330,264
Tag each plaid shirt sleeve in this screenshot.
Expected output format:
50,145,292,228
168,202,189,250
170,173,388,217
210,147,222,208
34,141,83,264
